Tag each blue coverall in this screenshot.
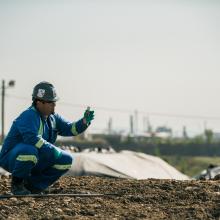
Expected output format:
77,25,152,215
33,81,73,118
0,106,88,190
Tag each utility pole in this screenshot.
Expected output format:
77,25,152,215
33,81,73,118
182,126,188,139
134,110,138,135
130,115,134,135
1,79,15,143
108,117,113,134
1,80,5,143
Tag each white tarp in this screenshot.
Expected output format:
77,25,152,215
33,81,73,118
67,150,189,180
0,145,9,176
0,144,189,180
0,167,9,176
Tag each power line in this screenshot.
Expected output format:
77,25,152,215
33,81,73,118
138,111,220,121
6,94,29,101
6,94,220,121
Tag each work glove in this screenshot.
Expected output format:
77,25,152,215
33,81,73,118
53,146,62,159
83,107,94,125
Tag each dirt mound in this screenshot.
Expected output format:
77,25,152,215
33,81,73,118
0,175,220,219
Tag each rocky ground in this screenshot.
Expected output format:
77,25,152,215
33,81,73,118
0,175,220,220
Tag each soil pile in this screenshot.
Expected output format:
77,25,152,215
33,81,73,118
0,175,220,219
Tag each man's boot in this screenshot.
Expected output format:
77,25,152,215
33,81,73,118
24,181,45,194
11,176,31,195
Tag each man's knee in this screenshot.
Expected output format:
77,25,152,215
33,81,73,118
58,150,73,163
63,153,73,164
52,152,73,171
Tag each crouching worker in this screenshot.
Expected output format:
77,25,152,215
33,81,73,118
0,81,94,195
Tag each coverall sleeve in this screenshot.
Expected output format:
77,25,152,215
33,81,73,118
54,113,88,137
15,110,56,150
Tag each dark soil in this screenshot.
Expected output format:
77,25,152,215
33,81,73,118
0,175,220,219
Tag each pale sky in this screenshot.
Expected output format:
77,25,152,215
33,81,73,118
0,0,220,136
